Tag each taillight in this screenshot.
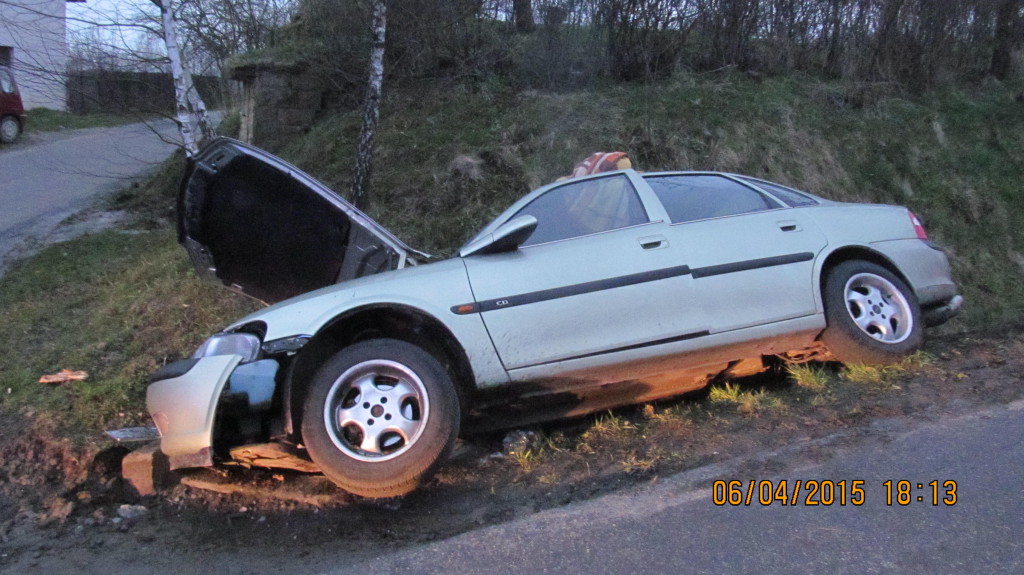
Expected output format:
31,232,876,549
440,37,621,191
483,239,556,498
909,211,928,240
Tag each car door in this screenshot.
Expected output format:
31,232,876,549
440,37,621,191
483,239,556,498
642,174,828,333
178,138,426,303
462,172,707,372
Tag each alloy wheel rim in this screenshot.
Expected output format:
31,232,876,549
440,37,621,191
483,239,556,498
323,359,429,462
843,272,913,344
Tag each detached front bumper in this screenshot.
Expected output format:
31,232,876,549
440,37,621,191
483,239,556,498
147,354,242,469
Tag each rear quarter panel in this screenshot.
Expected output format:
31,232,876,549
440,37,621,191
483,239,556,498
804,204,957,307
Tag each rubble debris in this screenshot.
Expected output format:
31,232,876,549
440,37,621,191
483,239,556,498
122,442,176,496
228,443,321,473
502,430,542,455
116,504,148,521
38,370,88,384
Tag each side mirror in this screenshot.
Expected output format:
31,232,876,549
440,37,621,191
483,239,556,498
459,215,538,258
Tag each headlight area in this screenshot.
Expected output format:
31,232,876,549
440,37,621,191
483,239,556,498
189,331,278,413
193,332,262,363
136,326,314,468
195,330,278,442
190,326,307,415
197,331,311,449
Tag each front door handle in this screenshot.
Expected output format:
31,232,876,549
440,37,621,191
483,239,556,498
638,235,668,250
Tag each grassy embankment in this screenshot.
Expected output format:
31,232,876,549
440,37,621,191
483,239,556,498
0,73,1021,444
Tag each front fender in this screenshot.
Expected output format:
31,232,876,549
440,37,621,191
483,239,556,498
230,258,510,388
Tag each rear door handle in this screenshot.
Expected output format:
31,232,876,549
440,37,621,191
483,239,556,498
778,220,802,232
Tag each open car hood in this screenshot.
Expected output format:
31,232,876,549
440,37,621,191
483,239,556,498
178,138,428,303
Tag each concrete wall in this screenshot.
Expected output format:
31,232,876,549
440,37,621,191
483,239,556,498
233,63,324,149
0,0,69,110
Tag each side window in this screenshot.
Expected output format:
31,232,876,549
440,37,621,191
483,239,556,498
513,174,648,246
645,175,779,224
0,70,12,94
739,177,819,207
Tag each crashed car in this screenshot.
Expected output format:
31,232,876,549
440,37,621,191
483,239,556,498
141,138,962,498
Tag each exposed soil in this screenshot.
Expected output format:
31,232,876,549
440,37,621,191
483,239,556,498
1,327,1022,573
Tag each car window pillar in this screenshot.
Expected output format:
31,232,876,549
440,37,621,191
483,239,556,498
624,169,671,224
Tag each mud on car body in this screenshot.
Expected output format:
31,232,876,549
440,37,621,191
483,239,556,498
131,138,963,498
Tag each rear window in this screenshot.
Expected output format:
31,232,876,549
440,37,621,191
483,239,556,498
738,177,819,207
644,175,780,224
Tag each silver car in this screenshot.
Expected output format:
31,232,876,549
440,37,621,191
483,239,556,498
144,138,961,498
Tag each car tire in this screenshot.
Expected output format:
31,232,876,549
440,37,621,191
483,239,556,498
0,116,19,144
301,339,459,498
821,260,923,365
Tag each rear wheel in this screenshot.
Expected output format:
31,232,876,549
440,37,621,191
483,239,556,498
821,260,923,365
301,339,459,498
0,116,19,144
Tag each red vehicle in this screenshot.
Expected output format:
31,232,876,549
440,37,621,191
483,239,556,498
0,65,25,144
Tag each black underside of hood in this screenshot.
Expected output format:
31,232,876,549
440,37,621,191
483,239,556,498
178,138,420,304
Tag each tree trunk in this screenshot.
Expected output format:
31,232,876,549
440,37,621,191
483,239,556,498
183,65,215,143
153,0,214,157
873,0,906,80
157,0,198,156
513,0,535,33
991,0,1022,80
825,0,844,77
351,0,386,210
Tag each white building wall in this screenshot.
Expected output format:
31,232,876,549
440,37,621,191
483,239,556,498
0,0,69,110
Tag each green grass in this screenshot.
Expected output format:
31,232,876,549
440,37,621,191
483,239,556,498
2,72,1021,445
0,229,259,438
787,363,833,390
277,74,1024,329
709,382,786,415
840,352,931,391
25,108,145,133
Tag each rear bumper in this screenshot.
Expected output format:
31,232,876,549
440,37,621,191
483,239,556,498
871,239,958,302
869,238,962,328
147,354,241,469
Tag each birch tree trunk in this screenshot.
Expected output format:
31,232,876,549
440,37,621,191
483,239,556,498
184,64,216,143
351,0,386,210
153,0,215,157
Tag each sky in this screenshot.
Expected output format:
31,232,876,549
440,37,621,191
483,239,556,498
65,0,166,66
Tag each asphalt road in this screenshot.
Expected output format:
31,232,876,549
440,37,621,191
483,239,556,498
343,400,1024,574
0,118,182,274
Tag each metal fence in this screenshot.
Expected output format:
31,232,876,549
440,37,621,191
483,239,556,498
67,70,223,115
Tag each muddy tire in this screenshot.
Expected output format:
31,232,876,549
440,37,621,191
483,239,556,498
301,339,459,498
821,260,923,365
0,116,19,144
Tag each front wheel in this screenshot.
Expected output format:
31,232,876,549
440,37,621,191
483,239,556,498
301,339,459,498
0,116,19,144
821,260,923,365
